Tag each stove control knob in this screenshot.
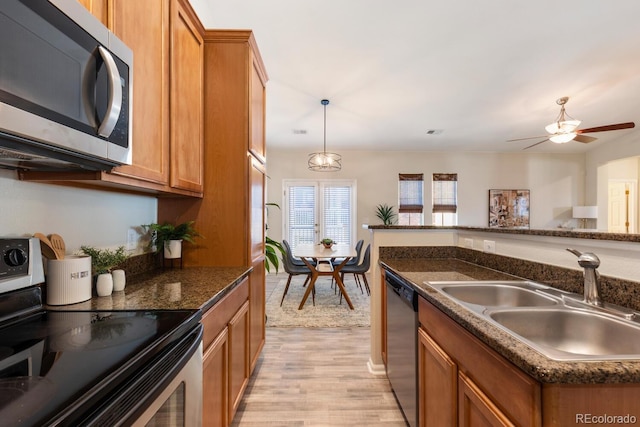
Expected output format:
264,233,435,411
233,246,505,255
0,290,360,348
4,248,28,267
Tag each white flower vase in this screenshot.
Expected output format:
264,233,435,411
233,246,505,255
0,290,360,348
164,239,183,259
96,273,113,297
112,269,126,291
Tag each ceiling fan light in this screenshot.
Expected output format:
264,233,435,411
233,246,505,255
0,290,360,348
545,119,581,134
550,133,577,144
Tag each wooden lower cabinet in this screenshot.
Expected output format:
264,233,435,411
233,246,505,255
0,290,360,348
418,328,457,426
418,296,541,427
201,278,250,427
458,372,514,427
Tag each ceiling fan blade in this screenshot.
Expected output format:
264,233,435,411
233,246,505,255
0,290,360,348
507,135,549,142
577,122,635,134
523,139,549,150
573,134,597,144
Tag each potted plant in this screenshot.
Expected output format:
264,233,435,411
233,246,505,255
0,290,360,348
375,203,397,225
265,202,285,273
79,245,129,296
143,221,201,259
320,238,335,249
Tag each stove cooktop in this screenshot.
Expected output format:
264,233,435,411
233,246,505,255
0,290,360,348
0,307,200,426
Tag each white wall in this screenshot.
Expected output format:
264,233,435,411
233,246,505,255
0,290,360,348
0,169,157,253
265,149,587,245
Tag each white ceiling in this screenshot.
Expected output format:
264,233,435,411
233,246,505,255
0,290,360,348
190,0,640,154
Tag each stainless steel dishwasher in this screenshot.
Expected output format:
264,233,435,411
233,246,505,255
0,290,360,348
385,270,418,427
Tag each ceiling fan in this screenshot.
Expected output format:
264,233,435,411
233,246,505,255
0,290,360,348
508,97,635,150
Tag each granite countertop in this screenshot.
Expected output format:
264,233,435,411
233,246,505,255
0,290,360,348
46,266,252,313
380,257,640,385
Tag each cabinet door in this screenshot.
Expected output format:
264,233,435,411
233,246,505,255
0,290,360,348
249,157,266,370
228,300,250,421
459,371,515,427
170,0,204,192
249,56,267,161
77,0,108,24
109,0,170,185
203,328,229,427
418,328,457,427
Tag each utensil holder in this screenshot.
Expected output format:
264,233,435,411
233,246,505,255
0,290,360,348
46,256,92,305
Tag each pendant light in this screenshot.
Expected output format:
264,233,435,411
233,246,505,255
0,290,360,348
308,99,342,171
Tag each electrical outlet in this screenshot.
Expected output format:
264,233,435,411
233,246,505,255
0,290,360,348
463,238,473,249
483,240,496,254
126,228,137,251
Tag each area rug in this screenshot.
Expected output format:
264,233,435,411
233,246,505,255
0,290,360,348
265,274,370,327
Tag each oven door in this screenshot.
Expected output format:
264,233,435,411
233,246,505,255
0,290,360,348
76,324,204,427
133,342,203,427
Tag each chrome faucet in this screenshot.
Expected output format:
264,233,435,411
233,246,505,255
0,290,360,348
567,248,602,306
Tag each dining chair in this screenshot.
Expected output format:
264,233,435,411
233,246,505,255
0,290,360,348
283,239,315,267
339,244,371,296
331,239,364,268
280,241,312,306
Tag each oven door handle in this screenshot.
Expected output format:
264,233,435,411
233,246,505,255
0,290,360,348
96,46,122,138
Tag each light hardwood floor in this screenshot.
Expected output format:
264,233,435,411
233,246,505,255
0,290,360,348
230,327,407,426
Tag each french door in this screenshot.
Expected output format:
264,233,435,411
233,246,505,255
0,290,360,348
283,180,356,252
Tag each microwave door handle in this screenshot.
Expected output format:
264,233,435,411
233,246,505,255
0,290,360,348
96,46,122,138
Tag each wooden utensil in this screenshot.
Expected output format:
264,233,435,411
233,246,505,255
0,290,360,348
34,232,60,260
48,233,66,260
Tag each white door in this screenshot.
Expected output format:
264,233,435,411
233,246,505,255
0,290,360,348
284,180,356,252
608,180,636,233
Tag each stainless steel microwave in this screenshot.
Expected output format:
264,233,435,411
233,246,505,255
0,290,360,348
0,0,133,171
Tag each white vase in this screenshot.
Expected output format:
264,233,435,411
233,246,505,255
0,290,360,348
96,273,113,297
112,269,126,291
164,239,183,259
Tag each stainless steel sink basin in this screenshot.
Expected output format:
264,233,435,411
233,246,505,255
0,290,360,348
438,283,559,307
488,308,640,360
426,280,640,361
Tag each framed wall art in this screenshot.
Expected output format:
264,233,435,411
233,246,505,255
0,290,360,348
489,189,530,228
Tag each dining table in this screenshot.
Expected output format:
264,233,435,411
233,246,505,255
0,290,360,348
293,244,357,310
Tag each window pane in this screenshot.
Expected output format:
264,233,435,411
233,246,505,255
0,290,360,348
323,185,352,246
288,186,316,248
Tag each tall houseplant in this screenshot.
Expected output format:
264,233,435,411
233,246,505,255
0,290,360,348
265,203,285,273
144,221,201,259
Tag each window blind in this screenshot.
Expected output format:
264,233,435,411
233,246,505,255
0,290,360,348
323,185,352,246
432,173,457,213
287,186,316,247
398,173,424,213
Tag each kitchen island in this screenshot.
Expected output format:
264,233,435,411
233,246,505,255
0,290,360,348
380,256,640,426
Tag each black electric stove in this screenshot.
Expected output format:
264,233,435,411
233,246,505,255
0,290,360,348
0,238,202,426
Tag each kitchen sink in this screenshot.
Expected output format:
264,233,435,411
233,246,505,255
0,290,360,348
426,280,640,361
488,308,640,360
436,282,559,308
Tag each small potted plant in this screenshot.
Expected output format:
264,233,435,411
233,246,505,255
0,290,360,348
375,203,397,225
320,238,335,249
79,245,129,296
143,221,201,259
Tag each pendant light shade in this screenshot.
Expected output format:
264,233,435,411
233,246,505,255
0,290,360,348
308,99,342,172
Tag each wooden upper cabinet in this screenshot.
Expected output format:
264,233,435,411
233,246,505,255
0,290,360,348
77,0,108,24
203,30,268,162
169,0,204,193
250,57,267,162
108,0,170,185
